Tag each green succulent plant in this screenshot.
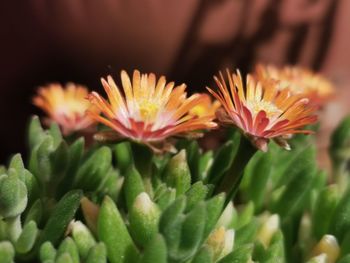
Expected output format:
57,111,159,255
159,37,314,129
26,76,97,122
1,115,350,263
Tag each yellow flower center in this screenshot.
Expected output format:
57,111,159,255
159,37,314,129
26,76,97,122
190,105,206,117
279,80,304,94
248,100,282,119
56,100,87,117
138,100,160,121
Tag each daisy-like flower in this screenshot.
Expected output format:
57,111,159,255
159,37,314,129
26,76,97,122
189,93,221,119
207,70,318,151
255,64,334,106
33,83,98,135
87,70,217,152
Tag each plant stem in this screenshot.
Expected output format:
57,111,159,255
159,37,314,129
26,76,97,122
130,142,155,197
130,142,154,177
216,136,257,206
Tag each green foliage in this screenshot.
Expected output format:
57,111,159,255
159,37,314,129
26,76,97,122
2,115,350,262
98,196,139,263
39,190,82,246
0,241,15,263
129,192,161,247
0,174,28,218
15,221,38,254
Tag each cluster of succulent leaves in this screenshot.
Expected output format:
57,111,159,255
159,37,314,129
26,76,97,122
2,115,350,263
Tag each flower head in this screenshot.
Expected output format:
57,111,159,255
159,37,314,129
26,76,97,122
207,70,318,151
189,93,221,119
255,64,334,106
87,70,217,152
33,83,98,135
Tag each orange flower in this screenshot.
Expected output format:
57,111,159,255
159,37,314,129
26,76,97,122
189,93,221,119
255,64,334,106
87,70,217,151
33,83,98,135
207,70,318,151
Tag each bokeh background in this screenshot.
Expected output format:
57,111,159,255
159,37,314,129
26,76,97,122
1,0,349,167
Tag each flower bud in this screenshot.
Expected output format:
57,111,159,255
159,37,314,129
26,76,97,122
206,227,225,259
222,229,235,258
216,202,236,228
308,253,327,263
257,214,280,248
206,227,235,260
299,213,312,250
311,235,340,263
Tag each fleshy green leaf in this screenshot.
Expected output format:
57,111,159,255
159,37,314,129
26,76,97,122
39,242,56,262
203,193,226,240
74,146,112,191
71,221,96,259
39,190,82,246
218,244,253,263
243,150,272,211
28,116,46,150
124,166,145,211
191,245,214,263
114,142,132,173
264,231,285,262
129,193,160,247
185,182,210,212
15,221,38,254
0,174,28,218
140,234,167,263
98,196,139,263
56,237,79,263
235,219,259,246
177,202,206,260
330,186,350,242
24,199,43,226
207,133,240,185
48,122,62,149
164,150,191,197
0,241,15,263
56,253,73,263
312,185,339,239
159,197,187,256
271,147,317,218
86,243,107,263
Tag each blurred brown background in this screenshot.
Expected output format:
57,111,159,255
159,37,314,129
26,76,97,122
1,0,349,165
